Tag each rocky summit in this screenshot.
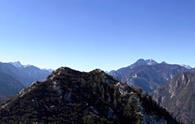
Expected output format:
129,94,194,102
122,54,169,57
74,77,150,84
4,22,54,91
0,67,178,124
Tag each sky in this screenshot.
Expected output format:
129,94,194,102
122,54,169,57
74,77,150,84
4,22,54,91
0,0,195,71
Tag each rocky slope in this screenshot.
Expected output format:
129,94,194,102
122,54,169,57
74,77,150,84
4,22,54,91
153,72,195,124
0,67,178,124
0,62,51,100
109,59,187,93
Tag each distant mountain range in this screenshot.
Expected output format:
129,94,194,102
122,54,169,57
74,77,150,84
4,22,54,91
109,59,195,124
0,59,194,123
0,67,178,124
109,59,190,93
0,61,51,100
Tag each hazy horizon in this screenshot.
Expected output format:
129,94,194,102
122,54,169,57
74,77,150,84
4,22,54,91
1,0,195,71
1,58,194,72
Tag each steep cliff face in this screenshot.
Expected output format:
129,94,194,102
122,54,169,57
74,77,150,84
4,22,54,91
154,72,195,124
0,67,178,124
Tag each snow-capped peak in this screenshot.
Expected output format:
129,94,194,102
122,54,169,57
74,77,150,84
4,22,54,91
131,59,158,68
146,59,157,65
181,64,192,69
10,61,24,68
10,61,33,68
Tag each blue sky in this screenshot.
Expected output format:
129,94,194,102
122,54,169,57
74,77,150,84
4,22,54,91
0,0,195,71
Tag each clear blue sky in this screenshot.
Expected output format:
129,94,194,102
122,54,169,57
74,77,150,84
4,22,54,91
0,0,195,71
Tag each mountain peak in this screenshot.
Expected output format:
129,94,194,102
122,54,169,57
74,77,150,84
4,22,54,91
146,59,158,65
181,64,192,69
10,61,33,68
90,69,105,74
49,67,82,79
10,61,23,68
55,67,77,73
131,59,157,68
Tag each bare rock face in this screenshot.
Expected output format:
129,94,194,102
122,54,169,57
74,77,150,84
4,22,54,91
154,72,195,124
0,67,178,124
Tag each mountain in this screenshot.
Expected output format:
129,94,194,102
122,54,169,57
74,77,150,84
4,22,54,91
0,71,23,100
0,67,178,124
0,61,51,100
181,64,192,70
9,61,24,68
129,59,158,68
153,71,195,124
109,59,188,93
9,61,52,86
